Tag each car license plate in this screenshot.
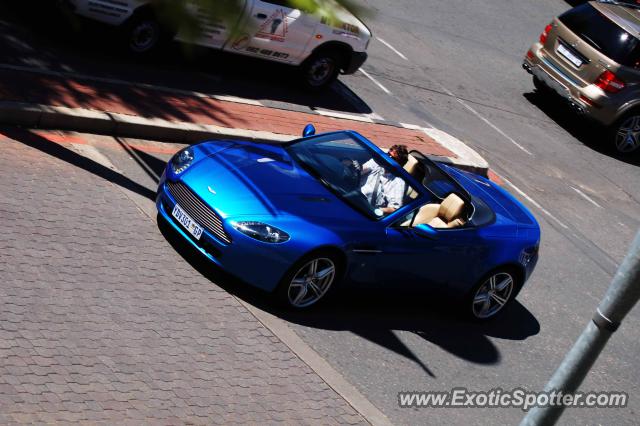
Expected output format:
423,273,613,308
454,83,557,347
557,44,583,67
172,203,204,240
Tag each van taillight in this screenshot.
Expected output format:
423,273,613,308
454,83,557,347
595,70,625,93
539,23,552,44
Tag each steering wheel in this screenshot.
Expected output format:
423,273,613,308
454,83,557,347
340,158,362,191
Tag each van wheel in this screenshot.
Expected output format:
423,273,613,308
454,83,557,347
301,51,342,89
123,13,163,54
610,112,640,155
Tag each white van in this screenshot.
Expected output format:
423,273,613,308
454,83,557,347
64,0,371,88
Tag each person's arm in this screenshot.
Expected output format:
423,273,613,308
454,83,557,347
381,178,405,214
361,159,377,176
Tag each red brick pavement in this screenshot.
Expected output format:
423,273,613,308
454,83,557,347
0,69,453,157
0,129,368,424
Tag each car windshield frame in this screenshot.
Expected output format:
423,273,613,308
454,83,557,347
284,132,421,220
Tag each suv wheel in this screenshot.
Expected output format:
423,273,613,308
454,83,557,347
610,112,640,155
532,76,550,94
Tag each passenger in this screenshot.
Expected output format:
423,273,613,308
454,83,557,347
360,145,409,215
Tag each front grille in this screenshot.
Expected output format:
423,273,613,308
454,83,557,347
167,181,231,244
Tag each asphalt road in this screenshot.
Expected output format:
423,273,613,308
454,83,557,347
2,1,640,425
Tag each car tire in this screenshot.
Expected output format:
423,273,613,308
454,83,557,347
465,268,521,321
275,251,343,309
301,51,342,89
608,111,640,155
122,12,167,55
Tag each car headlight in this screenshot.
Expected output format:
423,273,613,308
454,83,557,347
171,147,194,174
232,221,290,243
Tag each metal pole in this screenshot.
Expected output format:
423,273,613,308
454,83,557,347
521,230,640,426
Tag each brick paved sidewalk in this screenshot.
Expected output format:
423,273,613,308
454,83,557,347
0,129,367,424
0,68,452,157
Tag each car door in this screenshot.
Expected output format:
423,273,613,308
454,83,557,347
229,0,318,63
377,222,486,293
174,0,248,49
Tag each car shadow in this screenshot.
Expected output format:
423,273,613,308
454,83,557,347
563,0,587,6
158,216,541,378
1,0,373,115
523,90,640,167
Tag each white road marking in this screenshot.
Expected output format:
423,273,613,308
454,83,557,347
399,123,426,130
437,85,533,156
0,63,263,106
500,175,569,229
211,94,262,105
365,112,385,121
570,186,603,209
359,68,392,95
314,109,374,122
376,38,409,61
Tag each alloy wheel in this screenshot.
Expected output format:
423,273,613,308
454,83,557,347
287,257,336,308
615,115,640,154
472,271,514,319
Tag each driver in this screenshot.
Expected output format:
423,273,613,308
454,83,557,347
360,145,409,215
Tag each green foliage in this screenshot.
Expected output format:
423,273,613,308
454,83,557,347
149,0,372,42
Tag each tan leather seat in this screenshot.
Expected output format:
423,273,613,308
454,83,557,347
403,154,419,175
413,193,466,229
403,154,422,200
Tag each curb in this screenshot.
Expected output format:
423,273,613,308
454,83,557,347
0,100,489,176
238,301,394,426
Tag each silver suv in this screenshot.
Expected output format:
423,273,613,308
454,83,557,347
523,0,640,155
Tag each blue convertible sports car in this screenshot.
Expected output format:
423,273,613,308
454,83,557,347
156,126,540,320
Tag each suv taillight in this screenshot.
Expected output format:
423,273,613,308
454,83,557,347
539,23,552,44
595,70,625,93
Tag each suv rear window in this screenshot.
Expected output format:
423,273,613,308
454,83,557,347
559,3,640,67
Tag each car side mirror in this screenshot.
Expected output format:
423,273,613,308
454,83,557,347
303,124,316,137
413,223,438,239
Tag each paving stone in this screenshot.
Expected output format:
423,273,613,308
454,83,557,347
0,133,368,424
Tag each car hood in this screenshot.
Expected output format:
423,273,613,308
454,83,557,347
443,165,539,228
179,141,365,222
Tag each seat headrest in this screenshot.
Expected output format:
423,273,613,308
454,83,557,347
439,193,465,222
403,154,419,175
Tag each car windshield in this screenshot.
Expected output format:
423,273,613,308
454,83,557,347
560,3,640,67
285,133,417,219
